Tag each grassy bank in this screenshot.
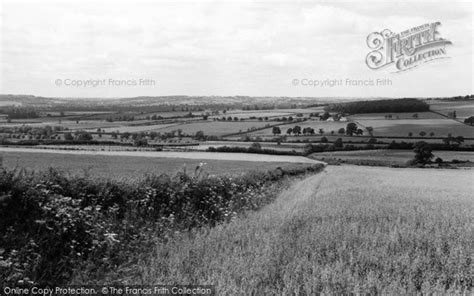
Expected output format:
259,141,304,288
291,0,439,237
0,163,324,286
128,166,473,294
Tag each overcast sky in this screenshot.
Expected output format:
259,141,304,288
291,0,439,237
0,0,472,98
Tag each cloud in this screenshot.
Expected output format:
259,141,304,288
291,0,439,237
0,0,472,97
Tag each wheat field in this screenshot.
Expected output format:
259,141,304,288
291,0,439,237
131,166,474,294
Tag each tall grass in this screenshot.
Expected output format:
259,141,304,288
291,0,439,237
0,163,324,286
131,166,473,294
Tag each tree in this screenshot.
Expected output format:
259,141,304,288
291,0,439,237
346,122,358,136
320,112,330,121
464,116,474,126
272,126,281,136
408,132,413,137
319,128,324,135
413,141,434,164
292,125,301,135
320,136,328,143
286,128,293,135
194,131,206,140
429,132,435,137
338,128,345,135
334,138,343,148
250,142,262,150
413,113,419,119
356,129,364,136
366,126,374,136
419,131,426,137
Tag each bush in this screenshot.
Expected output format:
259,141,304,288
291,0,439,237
0,164,324,285
413,141,434,164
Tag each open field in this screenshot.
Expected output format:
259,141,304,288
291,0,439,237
148,120,275,136
0,148,319,178
349,111,445,120
352,118,473,137
243,120,349,137
428,100,474,120
127,165,474,294
309,149,474,166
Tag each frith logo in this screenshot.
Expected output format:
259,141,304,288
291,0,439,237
366,22,452,72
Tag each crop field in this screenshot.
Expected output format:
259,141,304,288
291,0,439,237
0,149,318,179
133,166,474,294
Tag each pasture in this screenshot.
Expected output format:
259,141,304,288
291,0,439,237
351,117,473,138
148,120,275,136
130,165,474,294
0,148,318,179
428,100,474,120
244,120,349,137
309,149,474,166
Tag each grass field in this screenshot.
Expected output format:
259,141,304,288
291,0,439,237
349,112,445,120
0,149,317,179
309,149,474,166
150,121,275,136
244,120,349,137
352,117,473,138
428,100,474,120
130,166,474,294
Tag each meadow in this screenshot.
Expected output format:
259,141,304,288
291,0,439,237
309,149,474,166
0,149,318,179
351,117,473,138
149,120,275,136
244,120,349,137
128,166,474,294
428,100,474,120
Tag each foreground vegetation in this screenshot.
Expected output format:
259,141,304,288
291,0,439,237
130,166,473,294
0,163,324,285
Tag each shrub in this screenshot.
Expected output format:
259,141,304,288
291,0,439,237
0,164,324,285
413,141,434,164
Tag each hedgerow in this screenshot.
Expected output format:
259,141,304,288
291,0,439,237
0,163,324,285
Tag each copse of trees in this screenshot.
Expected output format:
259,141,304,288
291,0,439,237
3,107,40,119
325,98,429,114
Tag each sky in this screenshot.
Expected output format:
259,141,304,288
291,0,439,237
0,0,472,98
